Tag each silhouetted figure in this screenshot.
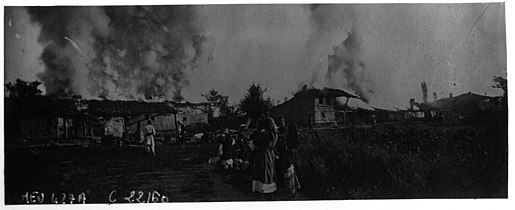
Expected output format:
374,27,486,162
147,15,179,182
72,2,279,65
219,129,234,170
141,120,156,158
177,121,186,149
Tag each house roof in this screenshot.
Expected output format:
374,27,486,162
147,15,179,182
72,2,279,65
429,92,494,112
87,100,177,117
4,96,83,117
5,96,179,118
294,87,359,98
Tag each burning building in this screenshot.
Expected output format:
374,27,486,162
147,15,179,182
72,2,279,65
4,95,211,145
270,86,358,127
125,101,209,142
87,99,178,143
4,96,94,145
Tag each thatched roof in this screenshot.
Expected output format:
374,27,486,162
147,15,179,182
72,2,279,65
4,96,82,117
5,96,178,118
87,100,177,117
294,87,358,98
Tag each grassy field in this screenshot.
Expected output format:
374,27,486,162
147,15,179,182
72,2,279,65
296,122,508,199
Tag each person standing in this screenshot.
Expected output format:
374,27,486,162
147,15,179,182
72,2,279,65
141,119,156,157
286,124,299,167
177,121,186,149
251,117,278,199
284,123,301,194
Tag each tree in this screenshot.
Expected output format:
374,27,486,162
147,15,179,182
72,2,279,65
239,83,273,120
5,79,43,98
493,76,507,110
493,76,507,96
202,89,235,117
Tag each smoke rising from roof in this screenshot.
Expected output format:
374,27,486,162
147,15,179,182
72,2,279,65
27,7,110,97
9,4,505,108
421,81,428,103
326,27,374,103
27,6,205,101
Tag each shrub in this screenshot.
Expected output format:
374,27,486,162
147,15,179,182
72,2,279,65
296,124,507,199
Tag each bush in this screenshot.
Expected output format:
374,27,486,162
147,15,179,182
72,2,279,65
296,124,507,199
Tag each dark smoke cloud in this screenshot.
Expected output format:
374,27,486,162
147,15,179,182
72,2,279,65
12,4,504,108
26,6,205,101
27,6,110,97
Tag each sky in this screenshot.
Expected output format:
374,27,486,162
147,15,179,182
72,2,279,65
4,4,507,109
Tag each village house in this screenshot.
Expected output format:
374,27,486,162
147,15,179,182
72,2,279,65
429,92,496,123
5,96,211,145
5,96,93,145
125,101,210,143
173,102,210,126
271,86,358,127
87,100,178,144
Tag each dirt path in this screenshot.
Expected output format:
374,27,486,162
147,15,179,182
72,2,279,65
5,143,306,204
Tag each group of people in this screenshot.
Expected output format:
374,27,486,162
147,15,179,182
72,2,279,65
139,119,187,158
140,115,302,198
216,115,301,198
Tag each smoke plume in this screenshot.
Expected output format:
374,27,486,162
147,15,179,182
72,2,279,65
26,6,205,101
421,81,428,103
325,26,374,103
17,4,504,107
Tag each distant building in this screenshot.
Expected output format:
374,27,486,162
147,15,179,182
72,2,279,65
430,92,495,122
431,92,494,112
270,86,358,127
407,92,495,123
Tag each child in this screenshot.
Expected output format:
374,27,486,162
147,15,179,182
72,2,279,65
280,149,301,194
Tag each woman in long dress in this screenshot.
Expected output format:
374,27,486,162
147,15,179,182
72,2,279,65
251,117,278,195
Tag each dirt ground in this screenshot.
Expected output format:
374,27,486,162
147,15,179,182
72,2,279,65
4,142,308,204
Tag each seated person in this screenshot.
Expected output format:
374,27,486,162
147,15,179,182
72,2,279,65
233,137,251,171
218,131,235,170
